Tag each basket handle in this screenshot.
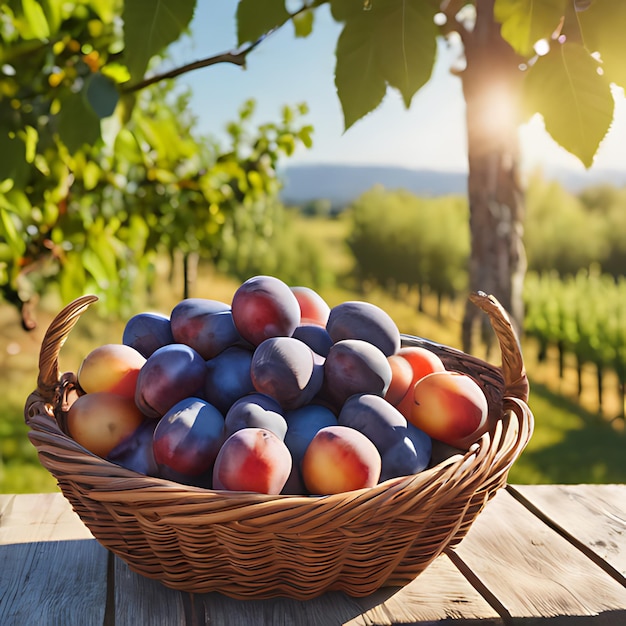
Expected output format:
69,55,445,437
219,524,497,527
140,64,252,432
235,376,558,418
24,295,99,424
469,291,529,403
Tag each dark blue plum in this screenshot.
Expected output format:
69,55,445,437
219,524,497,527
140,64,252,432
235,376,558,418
292,324,333,357
170,298,245,359
122,312,174,358
282,404,338,495
379,422,432,482
203,346,255,415
135,343,207,418
224,393,287,440
321,339,392,409
284,404,338,461
107,419,159,476
338,393,407,453
326,301,401,357
250,336,321,410
153,397,225,477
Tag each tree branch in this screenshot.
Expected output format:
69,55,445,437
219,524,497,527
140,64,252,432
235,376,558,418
122,39,264,94
439,0,472,45
121,0,329,94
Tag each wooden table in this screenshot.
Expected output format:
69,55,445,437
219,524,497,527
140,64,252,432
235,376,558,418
2,485,626,625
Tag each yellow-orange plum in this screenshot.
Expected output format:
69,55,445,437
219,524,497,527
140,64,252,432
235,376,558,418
384,354,414,407
397,346,445,382
77,343,146,398
67,392,146,458
301,425,381,495
389,347,445,419
409,371,488,449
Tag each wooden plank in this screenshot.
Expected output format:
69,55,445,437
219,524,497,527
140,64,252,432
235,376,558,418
346,555,503,626
0,492,92,545
510,484,626,580
0,494,107,625
113,558,188,626
0,539,108,626
448,488,626,622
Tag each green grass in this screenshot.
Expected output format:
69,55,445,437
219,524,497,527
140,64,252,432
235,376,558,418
508,380,626,484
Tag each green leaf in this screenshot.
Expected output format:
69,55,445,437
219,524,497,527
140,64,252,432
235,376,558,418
495,0,567,57
114,128,144,164
292,9,314,38
577,0,626,89
375,1,438,108
85,72,119,118
335,15,387,130
123,0,196,83
0,207,26,257
523,42,614,168
88,0,118,23
0,133,28,189
22,125,38,163
40,0,62,35
21,0,51,40
101,62,131,84
330,0,368,22
237,0,289,46
56,91,101,153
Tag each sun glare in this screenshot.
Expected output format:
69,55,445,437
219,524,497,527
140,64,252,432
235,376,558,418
475,83,519,140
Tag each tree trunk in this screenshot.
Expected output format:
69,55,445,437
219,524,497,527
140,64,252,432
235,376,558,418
183,251,199,300
460,1,527,354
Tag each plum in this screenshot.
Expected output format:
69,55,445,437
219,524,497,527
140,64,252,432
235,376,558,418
290,286,331,326
224,393,287,440
107,418,159,476
170,298,244,359
122,312,174,358
231,275,301,346
153,397,225,476
212,427,292,494
203,346,255,414
321,339,392,408
326,300,401,357
338,393,407,453
77,343,146,398
301,425,381,495
135,343,207,418
379,422,432,482
282,404,338,494
292,324,333,358
250,336,322,410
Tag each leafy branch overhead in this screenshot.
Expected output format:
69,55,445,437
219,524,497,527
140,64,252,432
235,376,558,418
2,1,623,167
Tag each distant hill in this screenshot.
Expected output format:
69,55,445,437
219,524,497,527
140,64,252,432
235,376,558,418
280,164,467,209
279,163,626,209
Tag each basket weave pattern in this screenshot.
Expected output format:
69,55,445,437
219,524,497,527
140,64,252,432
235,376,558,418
24,292,533,600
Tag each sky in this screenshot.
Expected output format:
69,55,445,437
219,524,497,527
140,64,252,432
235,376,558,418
167,1,626,176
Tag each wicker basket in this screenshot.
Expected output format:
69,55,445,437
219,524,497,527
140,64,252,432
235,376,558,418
24,291,533,600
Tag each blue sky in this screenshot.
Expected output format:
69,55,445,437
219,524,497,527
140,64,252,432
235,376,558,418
168,1,626,175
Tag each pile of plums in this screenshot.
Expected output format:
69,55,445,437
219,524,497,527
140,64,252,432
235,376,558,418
66,275,489,495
